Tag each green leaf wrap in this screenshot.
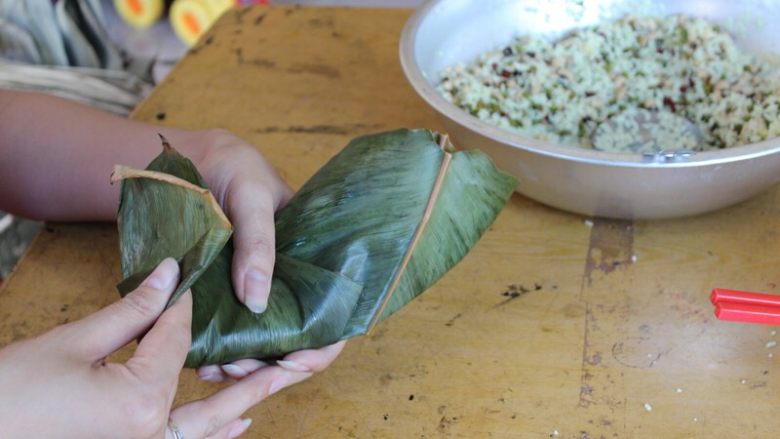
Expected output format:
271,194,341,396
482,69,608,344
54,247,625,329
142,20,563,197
115,129,517,367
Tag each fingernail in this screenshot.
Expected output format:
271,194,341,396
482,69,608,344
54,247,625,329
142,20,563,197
234,360,270,374
145,258,178,290
277,360,311,373
244,270,269,314
197,365,221,379
269,371,312,395
221,364,248,378
227,418,252,439
198,371,222,382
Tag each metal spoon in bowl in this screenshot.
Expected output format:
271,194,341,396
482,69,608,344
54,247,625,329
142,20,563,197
591,108,702,162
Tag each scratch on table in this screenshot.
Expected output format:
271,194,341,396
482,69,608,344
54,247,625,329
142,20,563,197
578,303,596,407
234,48,276,68
287,62,342,78
582,218,634,291
750,381,768,389
493,282,544,308
308,16,336,28
445,313,463,327
584,351,602,366
188,35,214,55
233,6,253,23
611,336,670,369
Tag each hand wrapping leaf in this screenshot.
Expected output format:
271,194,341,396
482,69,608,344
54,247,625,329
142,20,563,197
114,129,517,367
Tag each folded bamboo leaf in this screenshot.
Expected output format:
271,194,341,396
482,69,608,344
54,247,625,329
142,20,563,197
115,129,517,367
113,139,232,307
377,148,519,324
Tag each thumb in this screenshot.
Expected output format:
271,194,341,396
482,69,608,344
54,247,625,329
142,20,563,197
68,258,180,361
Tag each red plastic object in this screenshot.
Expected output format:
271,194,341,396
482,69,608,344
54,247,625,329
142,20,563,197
711,288,780,325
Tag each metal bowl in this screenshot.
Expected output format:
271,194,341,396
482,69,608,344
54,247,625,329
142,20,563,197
399,0,780,219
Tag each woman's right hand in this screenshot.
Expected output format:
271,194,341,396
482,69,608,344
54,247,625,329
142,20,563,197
0,258,343,439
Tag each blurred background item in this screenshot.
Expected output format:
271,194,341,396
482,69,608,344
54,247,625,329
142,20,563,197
113,0,268,47
113,0,171,29
0,0,154,115
170,0,267,46
0,0,423,304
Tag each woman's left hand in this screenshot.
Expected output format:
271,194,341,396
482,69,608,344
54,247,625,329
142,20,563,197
194,129,292,315
185,129,346,383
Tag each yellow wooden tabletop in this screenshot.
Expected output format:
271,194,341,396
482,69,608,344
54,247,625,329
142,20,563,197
2,5,780,438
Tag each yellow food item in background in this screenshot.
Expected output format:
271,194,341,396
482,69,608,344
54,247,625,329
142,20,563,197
170,0,234,46
114,0,167,29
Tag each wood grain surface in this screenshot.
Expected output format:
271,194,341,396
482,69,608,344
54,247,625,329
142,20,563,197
2,5,780,438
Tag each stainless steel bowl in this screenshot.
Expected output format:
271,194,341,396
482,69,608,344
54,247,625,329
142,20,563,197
400,0,780,219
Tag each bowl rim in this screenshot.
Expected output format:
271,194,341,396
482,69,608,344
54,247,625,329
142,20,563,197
399,0,780,169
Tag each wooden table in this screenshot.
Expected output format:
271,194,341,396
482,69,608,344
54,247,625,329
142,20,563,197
2,6,779,438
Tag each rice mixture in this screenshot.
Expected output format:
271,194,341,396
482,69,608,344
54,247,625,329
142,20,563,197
437,15,780,152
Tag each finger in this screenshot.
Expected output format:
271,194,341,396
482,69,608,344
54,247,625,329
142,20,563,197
220,359,270,379
166,418,250,439
127,289,192,387
165,421,184,439
198,359,269,382
65,258,180,361
197,365,225,383
226,182,279,314
276,180,294,206
206,418,252,439
170,366,311,438
277,341,346,373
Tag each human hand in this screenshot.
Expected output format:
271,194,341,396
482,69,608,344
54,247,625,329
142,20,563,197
0,259,343,439
175,130,348,383
193,129,292,315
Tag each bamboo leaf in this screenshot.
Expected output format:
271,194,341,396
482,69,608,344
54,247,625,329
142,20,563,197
113,138,232,307
186,249,364,365
377,138,519,324
116,129,516,367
